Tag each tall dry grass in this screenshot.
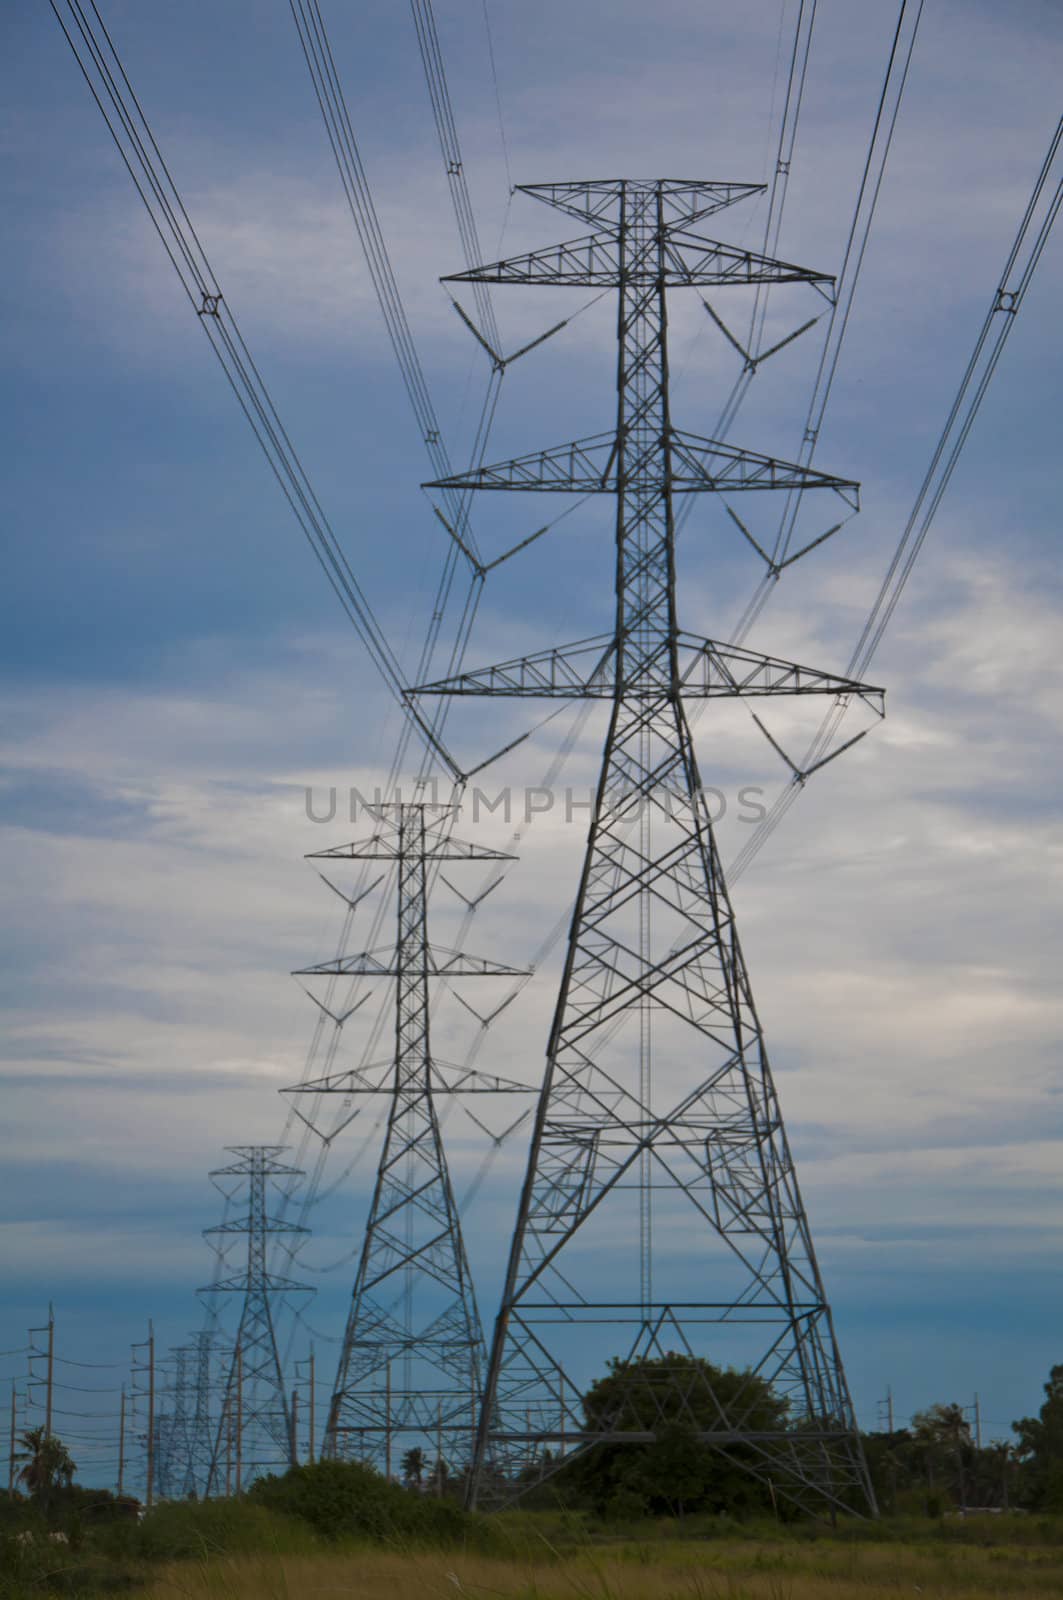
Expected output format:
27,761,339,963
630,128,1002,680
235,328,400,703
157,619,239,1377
136,1536,1063,1600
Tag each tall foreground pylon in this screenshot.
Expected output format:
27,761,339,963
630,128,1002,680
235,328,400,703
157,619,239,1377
290,805,527,1475
414,180,884,1515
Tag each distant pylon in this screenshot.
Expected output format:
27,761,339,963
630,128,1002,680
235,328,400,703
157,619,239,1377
412,179,883,1516
182,1331,218,1498
155,1345,194,1501
201,1147,311,1493
288,803,528,1477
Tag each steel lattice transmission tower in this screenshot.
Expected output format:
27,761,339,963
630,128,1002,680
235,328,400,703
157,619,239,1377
288,803,528,1477
201,1147,311,1493
155,1345,194,1501
412,180,884,1516
176,1331,219,1499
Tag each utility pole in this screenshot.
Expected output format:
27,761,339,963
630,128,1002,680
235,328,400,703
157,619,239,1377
199,1149,311,1494
291,1387,300,1466
309,1347,315,1466
235,1342,243,1496
436,1400,443,1498
45,1308,54,1440
411,179,882,1519
146,1322,155,1510
878,1386,895,1434
295,1347,316,1467
117,1387,125,1497
384,1360,391,1482
288,804,527,1476
973,1393,982,1450
8,1384,16,1493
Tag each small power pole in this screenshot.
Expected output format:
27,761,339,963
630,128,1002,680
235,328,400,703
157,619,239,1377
876,1387,896,1434
117,1387,126,1496
8,1383,16,1493
234,1342,243,1495
973,1393,982,1450
291,1387,300,1464
308,1347,315,1466
295,1346,316,1466
45,1308,54,1440
436,1400,443,1498
146,1322,155,1510
385,1360,391,1482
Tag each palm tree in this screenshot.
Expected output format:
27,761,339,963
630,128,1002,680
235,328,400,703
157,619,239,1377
401,1445,425,1488
16,1428,77,1506
912,1403,972,1503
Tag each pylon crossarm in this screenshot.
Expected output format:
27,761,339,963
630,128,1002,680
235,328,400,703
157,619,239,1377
444,230,829,292
284,1058,534,1096
518,179,765,227
424,428,857,498
675,635,883,704
409,631,883,708
308,831,515,863
199,1273,311,1296
410,633,615,696
293,945,526,978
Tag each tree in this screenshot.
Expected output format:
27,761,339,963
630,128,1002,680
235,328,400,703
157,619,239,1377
556,1352,789,1519
911,1402,973,1505
400,1446,425,1489
16,1429,76,1508
1014,1364,1063,1509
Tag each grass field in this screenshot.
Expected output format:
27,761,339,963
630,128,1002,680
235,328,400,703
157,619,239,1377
8,1496,1063,1598
129,1524,1063,1600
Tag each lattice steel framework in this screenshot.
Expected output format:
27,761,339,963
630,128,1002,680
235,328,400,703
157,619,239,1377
289,805,526,1476
412,180,883,1516
154,1345,193,1501
180,1331,219,1499
201,1147,310,1493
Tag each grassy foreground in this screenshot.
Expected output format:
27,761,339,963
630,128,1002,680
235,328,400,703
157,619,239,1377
129,1520,1063,1600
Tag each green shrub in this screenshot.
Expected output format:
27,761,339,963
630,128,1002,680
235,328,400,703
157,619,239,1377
91,1496,318,1564
248,1459,472,1546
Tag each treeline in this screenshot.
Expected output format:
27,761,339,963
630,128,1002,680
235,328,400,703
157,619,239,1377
546,1357,1063,1520
4,1359,1063,1537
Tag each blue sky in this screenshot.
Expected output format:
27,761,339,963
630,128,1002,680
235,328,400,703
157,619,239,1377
2,0,1062,1486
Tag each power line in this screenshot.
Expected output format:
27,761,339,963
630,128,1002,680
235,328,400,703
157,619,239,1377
409,0,501,355
728,111,1063,881
49,0,457,777
481,0,513,197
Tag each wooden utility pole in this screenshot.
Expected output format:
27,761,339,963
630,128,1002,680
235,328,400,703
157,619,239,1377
117,1387,126,1497
974,1393,983,1449
45,1308,55,1439
291,1389,300,1466
436,1401,443,1498
384,1360,391,1482
234,1344,243,1496
146,1323,155,1510
8,1384,16,1493
224,1394,232,1498
308,1347,315,1466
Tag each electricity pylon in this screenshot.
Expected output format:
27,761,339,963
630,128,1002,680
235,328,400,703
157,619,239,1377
201,1147,311,1493
180,1331,218,1499
412,180,884,1516
288,803,528,1478
155,1346,193,1501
